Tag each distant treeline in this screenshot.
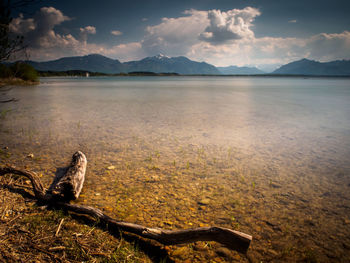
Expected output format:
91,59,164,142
38,70,180,77
0,62,38,82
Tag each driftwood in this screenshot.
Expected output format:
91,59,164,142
0,98,19,103
47,151,87,201
0,151,252,254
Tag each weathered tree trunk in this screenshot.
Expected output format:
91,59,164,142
47,151,87,201
0,151,252,254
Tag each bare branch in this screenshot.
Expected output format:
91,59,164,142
0,152,253,254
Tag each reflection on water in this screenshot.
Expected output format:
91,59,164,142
1,76,350,262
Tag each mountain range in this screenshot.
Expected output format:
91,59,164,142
28,54,123,74
25,54,350,76
272,58,350,75
123,54,221,74
26,54,263,75
217,65,265,75
27,54,220,75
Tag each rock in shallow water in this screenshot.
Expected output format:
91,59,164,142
171,246,190,259
198,198,210,205
215,247,234,259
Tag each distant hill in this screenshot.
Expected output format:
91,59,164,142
26,54,220,75
23,55,350,76
124,54,220,75
273,58,350,75
217,65,264,75
27,54,124,74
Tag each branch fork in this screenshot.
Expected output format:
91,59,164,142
0,151,252,254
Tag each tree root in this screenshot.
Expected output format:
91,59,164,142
0,152,252,254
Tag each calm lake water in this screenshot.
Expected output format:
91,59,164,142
1,76,350,262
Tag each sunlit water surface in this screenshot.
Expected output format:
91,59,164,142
1,76,350,262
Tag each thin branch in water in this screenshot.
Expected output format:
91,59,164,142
0,98,19,103
55,218,64,237
0,87,13,92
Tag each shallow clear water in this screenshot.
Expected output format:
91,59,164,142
1,76,350,261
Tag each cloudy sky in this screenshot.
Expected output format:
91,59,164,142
10,0,350,70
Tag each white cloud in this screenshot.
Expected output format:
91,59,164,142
80,26,96,42
139,7,262,63
186,31,350,68
111,30,123,36
140,7,261,56
141,9,208,56
31,6,71,46
140,8,349,67
10,6,72,49
199,7,260,44
80,26,96,35
288,19,297,23
102,42,145,61
9,14,35,34
9,7,97,60
187,37,301,67
306,31,350,61
9,6,145,61
9,6,350,68
34,6,70,29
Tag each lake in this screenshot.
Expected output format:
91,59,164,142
1,76,350,262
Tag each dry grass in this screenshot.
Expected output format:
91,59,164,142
0,78,39,86
0,175,159,263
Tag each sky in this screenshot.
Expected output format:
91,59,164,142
10,0,350,70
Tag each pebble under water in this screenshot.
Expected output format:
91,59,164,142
1,76,350,262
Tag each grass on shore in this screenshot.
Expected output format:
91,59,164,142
0,77,39,86
0,175,163,263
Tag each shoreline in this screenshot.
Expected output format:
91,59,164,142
38,71,350,78
0,78,39,86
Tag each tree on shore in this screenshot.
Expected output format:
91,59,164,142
0,0,39,82
0,0,41,62
0,0,25,62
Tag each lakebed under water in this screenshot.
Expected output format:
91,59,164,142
1,76,350,262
